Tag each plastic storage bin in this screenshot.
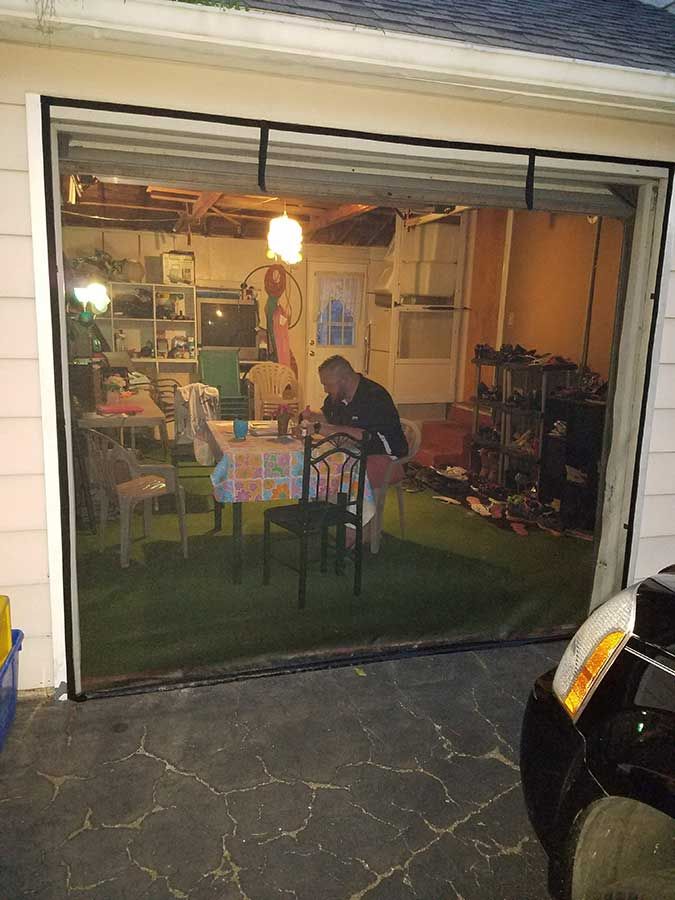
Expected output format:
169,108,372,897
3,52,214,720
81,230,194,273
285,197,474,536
0,595,11,666
0,630,23,751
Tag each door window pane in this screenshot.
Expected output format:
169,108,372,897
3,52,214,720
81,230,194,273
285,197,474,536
315,273,363,346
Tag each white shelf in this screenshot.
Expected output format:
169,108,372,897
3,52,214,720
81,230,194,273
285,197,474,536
113,317,155,322
106,282,197,370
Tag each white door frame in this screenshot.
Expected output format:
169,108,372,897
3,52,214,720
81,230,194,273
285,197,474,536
304,261,368,410
27,95,673,690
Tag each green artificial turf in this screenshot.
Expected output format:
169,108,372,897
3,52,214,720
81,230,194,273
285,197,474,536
76,459,595,689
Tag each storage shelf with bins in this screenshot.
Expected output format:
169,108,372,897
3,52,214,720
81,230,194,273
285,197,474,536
471,357,575,490
97,282,198,377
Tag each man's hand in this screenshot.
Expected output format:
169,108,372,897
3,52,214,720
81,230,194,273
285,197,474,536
301,407,324,423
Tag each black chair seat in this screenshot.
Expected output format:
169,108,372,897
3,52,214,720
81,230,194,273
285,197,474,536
266,500,343,535
263,431,368,609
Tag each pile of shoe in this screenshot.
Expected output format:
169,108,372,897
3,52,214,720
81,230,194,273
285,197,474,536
540,354,576,369
477,425,500,444
551,367,607,401
475,343,541,365
578,368,608,399
506,494,542,522
498,343,540,364
409,464,470,498
507,429,538,456
548,419,567,437
478,381,501,401
435,465,469,482
506,387,540,409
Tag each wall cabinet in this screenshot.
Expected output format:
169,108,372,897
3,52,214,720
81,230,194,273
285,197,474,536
96,282,198,377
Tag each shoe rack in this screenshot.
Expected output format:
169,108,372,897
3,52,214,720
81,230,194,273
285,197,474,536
471,358,576,491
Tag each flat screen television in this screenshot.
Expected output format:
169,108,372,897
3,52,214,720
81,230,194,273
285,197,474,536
198,290,258,355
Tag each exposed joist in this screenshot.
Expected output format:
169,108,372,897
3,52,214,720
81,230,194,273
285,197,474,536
307,204,375,236
191,191,224,221
404,208,469,228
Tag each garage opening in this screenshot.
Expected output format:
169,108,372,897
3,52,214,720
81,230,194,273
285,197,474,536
48,105,669,694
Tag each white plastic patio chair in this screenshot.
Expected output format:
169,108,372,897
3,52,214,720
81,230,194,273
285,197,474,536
82,428,188,568
245,362,300,420
369,418,422,554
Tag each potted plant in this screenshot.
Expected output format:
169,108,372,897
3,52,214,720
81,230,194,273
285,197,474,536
103,374,126,405
276,404,292,436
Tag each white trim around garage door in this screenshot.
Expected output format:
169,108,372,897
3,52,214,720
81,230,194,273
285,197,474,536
29,95,674,692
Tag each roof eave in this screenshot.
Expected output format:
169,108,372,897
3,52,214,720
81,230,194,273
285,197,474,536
1,0,675,123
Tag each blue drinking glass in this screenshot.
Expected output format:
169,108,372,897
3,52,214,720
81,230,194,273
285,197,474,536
233,418,249,440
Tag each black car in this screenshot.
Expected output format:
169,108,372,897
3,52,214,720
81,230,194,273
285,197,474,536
520,570,675,900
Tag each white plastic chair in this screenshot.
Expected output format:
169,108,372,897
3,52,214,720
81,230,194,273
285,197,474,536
369,418,422,554
82,428,188,568
246,363,300,420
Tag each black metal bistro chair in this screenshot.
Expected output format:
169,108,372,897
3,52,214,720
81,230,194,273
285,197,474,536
263,431,369,609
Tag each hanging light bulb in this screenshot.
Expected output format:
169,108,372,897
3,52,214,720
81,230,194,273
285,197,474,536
267,211,303,266
74,282,111,314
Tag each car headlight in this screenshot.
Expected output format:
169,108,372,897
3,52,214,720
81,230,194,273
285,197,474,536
553,586,637,721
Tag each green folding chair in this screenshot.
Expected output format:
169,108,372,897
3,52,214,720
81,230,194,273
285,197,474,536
198,348,250,420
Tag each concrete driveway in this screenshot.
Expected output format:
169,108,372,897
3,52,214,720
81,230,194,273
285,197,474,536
0,641,563,899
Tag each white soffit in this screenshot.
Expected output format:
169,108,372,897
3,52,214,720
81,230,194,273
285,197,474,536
52,108,669,218
3,0,675,124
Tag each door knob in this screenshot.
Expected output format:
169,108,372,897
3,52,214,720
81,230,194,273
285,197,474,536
309,350,315,357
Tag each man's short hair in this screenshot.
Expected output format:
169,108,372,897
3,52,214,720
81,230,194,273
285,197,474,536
318,355,354,376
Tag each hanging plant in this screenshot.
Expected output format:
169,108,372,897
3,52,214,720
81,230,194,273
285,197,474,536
67,250,128,281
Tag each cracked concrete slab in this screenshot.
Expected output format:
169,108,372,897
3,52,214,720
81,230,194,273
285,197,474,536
0,642,563,899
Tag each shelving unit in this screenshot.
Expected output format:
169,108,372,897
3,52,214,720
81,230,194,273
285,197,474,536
471,358,575,490
96,282,198,378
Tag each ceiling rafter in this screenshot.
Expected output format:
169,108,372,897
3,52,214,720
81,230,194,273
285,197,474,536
307,203,375,236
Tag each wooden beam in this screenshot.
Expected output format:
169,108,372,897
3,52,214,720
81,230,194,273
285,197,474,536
307,203,375,236
404,208,469,229
191,191,224,222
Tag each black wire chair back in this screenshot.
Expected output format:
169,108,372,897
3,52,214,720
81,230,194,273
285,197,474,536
302,431,368,521
263,430,370,609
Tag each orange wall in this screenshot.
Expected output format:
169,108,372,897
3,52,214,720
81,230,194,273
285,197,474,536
587,220,624,379
503,212,623,379
462,209,508,400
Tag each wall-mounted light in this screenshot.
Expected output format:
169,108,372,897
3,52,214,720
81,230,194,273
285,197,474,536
267,212,303,266
73,282,111,314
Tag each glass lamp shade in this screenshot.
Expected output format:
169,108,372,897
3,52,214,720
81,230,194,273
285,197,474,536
74,282,111,313
267,212,303,266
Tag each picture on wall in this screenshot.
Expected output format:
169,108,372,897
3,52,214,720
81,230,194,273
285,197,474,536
161,250,195,285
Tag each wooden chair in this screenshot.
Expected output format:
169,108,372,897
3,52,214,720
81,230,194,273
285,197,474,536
369,418,422,554
149,377,180,425
82,428,188,568
263,432,369,609
245,362,299,420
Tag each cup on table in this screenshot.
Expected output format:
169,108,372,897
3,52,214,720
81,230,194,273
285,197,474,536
233,418,249,441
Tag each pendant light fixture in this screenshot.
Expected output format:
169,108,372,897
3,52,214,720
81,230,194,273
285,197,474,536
267,209,303,266
73,282,111,314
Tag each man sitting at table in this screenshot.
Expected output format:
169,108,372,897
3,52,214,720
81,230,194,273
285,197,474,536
304,354,408,496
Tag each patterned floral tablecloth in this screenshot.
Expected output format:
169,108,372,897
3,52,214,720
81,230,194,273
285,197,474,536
207,423,374,518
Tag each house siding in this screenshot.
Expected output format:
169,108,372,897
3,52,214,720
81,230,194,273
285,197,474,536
635,223,675,578
0,100,52,689
0,41,673,688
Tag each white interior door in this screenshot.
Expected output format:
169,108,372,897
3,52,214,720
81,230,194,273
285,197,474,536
306,264,367,410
